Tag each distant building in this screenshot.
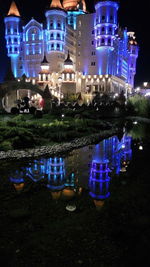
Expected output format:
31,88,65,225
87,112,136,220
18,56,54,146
4,0,139,102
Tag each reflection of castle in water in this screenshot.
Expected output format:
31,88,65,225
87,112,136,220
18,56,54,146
88,135,132,206
9,135,132,203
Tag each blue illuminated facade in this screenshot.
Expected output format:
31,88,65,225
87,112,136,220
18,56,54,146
4,0,138,96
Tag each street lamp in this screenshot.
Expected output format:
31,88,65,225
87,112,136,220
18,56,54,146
58,76,62,106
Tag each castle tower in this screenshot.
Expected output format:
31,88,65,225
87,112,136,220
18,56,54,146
127,32,139,87
38,55,51,85
94,0,119,75
45,0,67,72
61,51,76,95
4,1,21,77
63,0,86,30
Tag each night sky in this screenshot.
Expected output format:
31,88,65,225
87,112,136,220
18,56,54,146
0,0,149,86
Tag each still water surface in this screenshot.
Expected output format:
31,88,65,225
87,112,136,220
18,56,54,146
0,121,148,208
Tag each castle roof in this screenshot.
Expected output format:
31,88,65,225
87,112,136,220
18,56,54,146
63,0,86,11
7,1,20,17
50,0,63,9
64,51,73,65
41,55,49,64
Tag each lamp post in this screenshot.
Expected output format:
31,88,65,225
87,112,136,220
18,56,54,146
58,76,62,106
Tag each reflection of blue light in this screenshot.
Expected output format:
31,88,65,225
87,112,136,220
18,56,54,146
10,177,24,183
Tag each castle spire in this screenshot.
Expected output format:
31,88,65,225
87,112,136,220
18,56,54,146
50,0,63,9
7,1,20,17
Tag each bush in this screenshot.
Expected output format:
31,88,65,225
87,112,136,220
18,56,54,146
127,95,150,117
29,106,36,114
0,141,12,151
12,130,37,149
11,107,19,114
34,110,43,119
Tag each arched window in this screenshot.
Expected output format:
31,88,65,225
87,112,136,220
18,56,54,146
101,38,105,44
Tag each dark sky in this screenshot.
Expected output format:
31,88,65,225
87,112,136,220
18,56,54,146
0,0,149,86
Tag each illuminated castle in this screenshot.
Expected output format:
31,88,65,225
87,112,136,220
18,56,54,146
4,0,139,101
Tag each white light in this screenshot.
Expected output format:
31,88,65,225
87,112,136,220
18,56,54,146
136,87,140,92
61,114,64,118
122,144,125,149
66,204,76,212
139,145,143,150
120,167,126,173
41,65,49,70
143,82,148,87
133,121,138,125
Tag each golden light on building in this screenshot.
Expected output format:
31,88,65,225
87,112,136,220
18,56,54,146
7,1,20,17
63,0,86,11
13,183,25,192
51,191,62,200
94,200,105,209
50,0,63,9
62,188,76,199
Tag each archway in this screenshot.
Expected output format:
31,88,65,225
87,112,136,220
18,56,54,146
0,80,44,112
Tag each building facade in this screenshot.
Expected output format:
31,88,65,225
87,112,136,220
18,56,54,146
4,0,139,101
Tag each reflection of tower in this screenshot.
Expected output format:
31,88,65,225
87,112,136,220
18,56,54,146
47,157,65,192
89,160,111,201
10,169,25,192
26,159,46,182
62,171,77,199
121,136,132,162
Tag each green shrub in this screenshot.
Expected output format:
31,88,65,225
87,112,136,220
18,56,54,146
0,141,12,151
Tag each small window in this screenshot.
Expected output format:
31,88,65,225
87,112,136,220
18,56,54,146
57,22,61,28
7,29,10,33
92,30,94,35
101,38,105,44
14,29,17,33
102,27,105,32
50,33,54,38
91,40,94,45
108,39,111,44
14,38,17,42
110,15,113,21
102,16,105,21
14,47,17,51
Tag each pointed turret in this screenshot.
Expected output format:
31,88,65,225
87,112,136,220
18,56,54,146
7,1,20,17
64,51,73,66
50,0,63,9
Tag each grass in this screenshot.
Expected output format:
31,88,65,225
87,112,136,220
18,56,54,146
0,114,114,151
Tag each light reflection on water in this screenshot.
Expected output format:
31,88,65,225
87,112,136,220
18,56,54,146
4,134,132,206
